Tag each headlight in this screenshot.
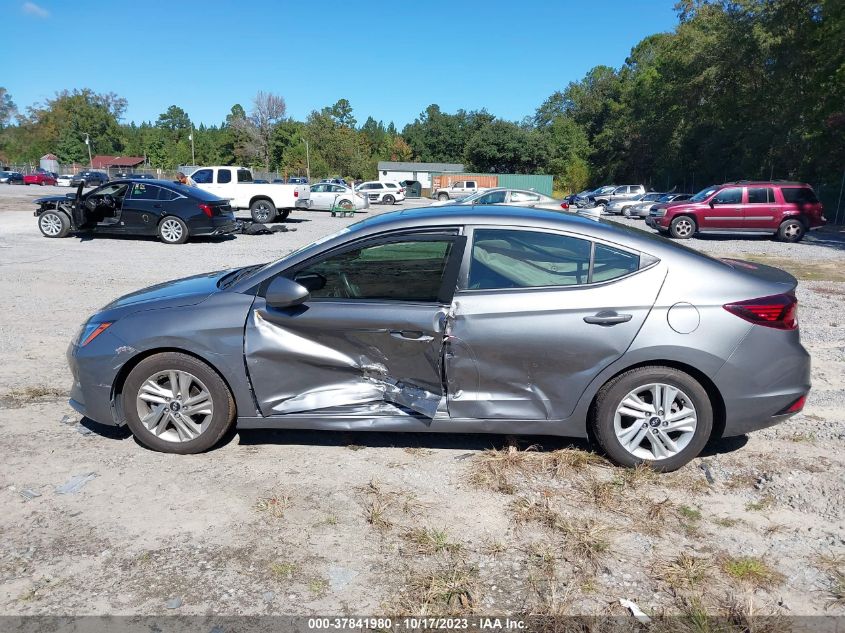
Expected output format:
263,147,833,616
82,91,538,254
76,320,113,346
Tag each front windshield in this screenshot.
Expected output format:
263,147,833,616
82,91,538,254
690,185,719,202
457,190,488,204
658,194,675,202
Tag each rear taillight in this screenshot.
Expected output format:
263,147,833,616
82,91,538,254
723,294,797,330
294,190,299,197
778,395,807,414
561,202,570,209
198,203,214,217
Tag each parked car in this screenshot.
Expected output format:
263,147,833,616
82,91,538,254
56,174,75,187
71,171,109,187
66,205,810,470
607,192,663,215
254,179,269,184
319,177,348,186
24,172,58,186
592,185,647,210
0,171,24,184
630,193,692,219
288,177,309,185
645,181,826,242
189,166,310,222
308,183,369,211
431,187,565,211
356,181,406,204
115,173,155,180
34,180,238,245
431,179,487,201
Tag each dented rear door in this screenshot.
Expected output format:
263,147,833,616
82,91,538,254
244,232,465,418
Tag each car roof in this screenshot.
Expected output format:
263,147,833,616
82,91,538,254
723,180,810,187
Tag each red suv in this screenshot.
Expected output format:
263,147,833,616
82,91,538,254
645,181,826,243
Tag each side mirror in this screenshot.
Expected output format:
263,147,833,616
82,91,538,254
709,200,716,208
265,276,310,309
294,272,327,292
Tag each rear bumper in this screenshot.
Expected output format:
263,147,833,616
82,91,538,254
190,213,239,236
714,325,811,436
295,199,311,209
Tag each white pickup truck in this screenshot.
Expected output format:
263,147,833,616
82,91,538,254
431,179,487,201
188,166,310,222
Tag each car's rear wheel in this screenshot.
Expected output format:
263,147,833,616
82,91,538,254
158,216,189,244
383,194,395,205
277,209,291,221
592,366,713,471
622,206,632,217
250,199,277,223
777,218,805,243
669,215,696,239
122,352,235,454
38,211,70,238
438,193,449,201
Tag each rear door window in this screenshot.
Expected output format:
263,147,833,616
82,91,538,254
782,187,819,204
129,183,162,200
747,187,774,203
217,169,232,184
477,191,507,204
510,191,541,202
237,169,253,183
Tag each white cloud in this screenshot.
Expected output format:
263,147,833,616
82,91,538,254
22,2,50,18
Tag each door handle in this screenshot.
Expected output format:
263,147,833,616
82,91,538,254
389,330,434,342
583,311,633,326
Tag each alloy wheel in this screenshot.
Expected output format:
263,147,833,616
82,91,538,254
674,218,693,237
160,219,184,243
613,382,697,460
783,222,802,240
253,203,271,222
135,370,213,443
40,213,62,236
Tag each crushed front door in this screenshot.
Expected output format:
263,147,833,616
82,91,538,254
244,233,464,418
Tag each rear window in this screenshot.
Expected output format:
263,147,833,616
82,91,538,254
748,187,774,203
385,183,397,189
781,187,818,204
168,182,222,201
237,169,253,183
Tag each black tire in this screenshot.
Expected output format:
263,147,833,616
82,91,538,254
122,352,235,454
38,210,70,238
622,206,632,217
438,193,449,201
776,218,805,243
383,194,395,205
250,199,277,223
277,209,291,221
157,216,189,244
338,198,353,209
669,215,696,239
591,366,713,472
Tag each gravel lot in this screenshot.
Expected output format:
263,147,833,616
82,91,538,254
1,185,843,621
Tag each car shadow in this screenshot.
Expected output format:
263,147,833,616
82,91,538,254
79,416,132,439
74,233,237,244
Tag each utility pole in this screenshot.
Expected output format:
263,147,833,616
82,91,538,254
84,133,92,167
189,126,195,166
305,139,311,182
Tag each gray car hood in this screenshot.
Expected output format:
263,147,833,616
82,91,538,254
98,270,231,319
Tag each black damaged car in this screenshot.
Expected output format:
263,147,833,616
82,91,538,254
34,180,239,244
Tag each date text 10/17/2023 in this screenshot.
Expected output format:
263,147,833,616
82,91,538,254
306,617,527,631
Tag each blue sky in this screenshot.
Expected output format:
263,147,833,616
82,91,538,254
1,0,678,128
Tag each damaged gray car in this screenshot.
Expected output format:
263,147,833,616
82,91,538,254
68,206,810,470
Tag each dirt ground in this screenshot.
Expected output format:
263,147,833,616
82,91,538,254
0,185,843,624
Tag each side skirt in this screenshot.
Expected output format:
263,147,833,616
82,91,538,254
235,414,587,438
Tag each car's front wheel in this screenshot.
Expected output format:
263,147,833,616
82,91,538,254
158,216,189,244
123,352,235,454
38,211,70,238
383,194,395,205
438,193,449,201
591,366,713,471
777,218,805,243
669,215,696,239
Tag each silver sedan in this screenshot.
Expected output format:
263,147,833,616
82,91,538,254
431,187,567,211
67,206,810,470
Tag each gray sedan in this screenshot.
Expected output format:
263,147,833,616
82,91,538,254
67,206,810,470
431,188,566,211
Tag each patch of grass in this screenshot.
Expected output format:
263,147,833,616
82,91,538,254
346,444,365,451
713,516,743,528
579,476,621,508
724,471,759,491
481,539,506,556
255,493,290,518
544,447,607,476
745,496,775,512
0,385,67,408
308,578,329,595
403,527,461,555
788,432,817,443
613,462,660,489
678,505,702,521
739,255,845,283
390,562,478,616
403,447,435,457
557,518,612,563
269,561,297,580
817,555,845,609
655,553,713,588
510,495,563,529
359,478,414,532
721,556,783,588
467,445,534,494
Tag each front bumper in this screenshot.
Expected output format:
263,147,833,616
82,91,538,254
67,331,127,426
